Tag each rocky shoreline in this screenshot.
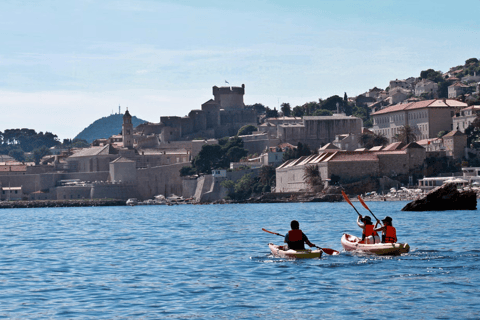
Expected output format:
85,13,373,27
0,199,126,209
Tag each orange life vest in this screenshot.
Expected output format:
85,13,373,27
384,226,397,243
288,229,303,242
363,224,378,238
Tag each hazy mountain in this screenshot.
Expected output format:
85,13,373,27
74,114,147,143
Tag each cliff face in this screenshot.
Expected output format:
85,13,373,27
74,114,146,143
402,182,477,211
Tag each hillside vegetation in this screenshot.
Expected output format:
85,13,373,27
74,114,146,143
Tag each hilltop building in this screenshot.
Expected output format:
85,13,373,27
453,105,480,133
371,99,467,143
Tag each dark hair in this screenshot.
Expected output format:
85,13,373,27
291,220,299,229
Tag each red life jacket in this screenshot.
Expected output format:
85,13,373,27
288,229,303,242
363,224,378,238
384,226,397,243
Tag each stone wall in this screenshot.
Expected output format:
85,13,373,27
135,162,185,200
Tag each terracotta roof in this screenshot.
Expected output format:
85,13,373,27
327,151,378,162
416,138,442,145
69,145,114,158
443,130,466,137
402,142,425,149
111,157,135,163
372,99,467,115
319,143,339,150
449,82,470,88
369,146,384,151
460,105,480,112
383,142,406,151
0,165,27,172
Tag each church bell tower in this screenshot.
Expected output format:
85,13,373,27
122,109,133,149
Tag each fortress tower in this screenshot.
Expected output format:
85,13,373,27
122,109,133,149
212,84,245,110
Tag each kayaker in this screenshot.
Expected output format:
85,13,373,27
284,220,316,250
374,216,397,243
357,215,380,244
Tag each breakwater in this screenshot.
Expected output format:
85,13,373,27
0,199,126,209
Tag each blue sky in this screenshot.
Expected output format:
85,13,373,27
1,0,479,140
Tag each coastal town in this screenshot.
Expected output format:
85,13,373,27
1,59,480,206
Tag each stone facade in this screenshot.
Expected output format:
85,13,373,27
453,106,480,133
150,84,257,143
448,82,470,98
442,130,467,159
275,143,426,193
415,79,438,97
371,99,467,143
276,115,363,149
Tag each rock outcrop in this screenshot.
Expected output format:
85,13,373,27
401,182,477,211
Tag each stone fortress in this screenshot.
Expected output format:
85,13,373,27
135,84,257,148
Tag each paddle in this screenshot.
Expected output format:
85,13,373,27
341,190,361,217
357,195,382,225
262,228,339,255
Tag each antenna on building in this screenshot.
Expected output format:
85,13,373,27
119,105,121,114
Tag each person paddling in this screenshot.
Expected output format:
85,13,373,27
374,216,397,243
357,215,380,244
284,220,316,250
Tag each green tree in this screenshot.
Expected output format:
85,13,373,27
312,109,333,116
280,103,291,117
233,173,256,200
466,58,479,65
395,125,416,144
420,69,443,83
259,165,276,186
192,144,224,174
237,125,257,136
303,165,322,192
292,106,304,117
32,146,51,165
8,149,25,162
265,107,279,118
180,166,196,176
358,132,388,149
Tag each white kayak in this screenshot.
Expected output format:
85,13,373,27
268,243,323,259
341,233,410,256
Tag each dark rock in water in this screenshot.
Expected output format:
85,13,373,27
402,182,477,211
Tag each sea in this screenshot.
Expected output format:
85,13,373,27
0,201,479,319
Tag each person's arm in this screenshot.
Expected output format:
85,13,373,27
357,216,365,229
303,233,315,248
374,225,385,233
284,233,289,244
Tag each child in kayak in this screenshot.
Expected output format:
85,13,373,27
284,220,316,250
374,216,397,243
357,215,380,244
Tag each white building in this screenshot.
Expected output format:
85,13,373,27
453,105,480,132
371,99,467,143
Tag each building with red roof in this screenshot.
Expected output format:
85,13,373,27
371,99,467,143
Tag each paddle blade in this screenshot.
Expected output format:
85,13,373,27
322,248,340,255
262,228,284,237
341,190,353,206
357,195,370,211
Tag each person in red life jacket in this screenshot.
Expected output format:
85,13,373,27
357,215,380,244
374,216,397,243
284,220,316,250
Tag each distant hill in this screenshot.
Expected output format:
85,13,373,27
74,114,147,143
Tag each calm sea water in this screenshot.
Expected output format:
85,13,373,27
0,201,479,319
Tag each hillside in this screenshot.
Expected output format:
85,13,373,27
74,114,147,143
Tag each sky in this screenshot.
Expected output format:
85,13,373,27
1,0,479,140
